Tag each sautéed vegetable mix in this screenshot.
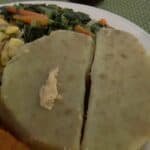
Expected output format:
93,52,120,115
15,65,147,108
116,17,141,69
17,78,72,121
0,4,108,42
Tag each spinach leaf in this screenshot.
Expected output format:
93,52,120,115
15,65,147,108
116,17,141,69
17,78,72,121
76,12,91,24
23,25,49,42
90,23,106,33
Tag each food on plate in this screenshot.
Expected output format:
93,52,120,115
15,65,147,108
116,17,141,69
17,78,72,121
74,24,94,36
1,38,24,66
0,17,8,25
0,18,21,37
0,128,29,150
82,29,150,150
0,32,9,42
0,30,94,149
0,16,23,67
0,4,108,43
98,18,108,26
5,25,20,35
0,4,108,77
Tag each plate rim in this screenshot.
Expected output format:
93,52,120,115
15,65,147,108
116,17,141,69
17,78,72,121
0,0,149,50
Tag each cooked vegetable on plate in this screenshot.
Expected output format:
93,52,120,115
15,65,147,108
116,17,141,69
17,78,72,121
0,4,108,42
0,4,108,67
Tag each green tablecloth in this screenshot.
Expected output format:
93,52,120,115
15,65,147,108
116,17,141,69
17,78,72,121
99,0,150,33
0,0,150,33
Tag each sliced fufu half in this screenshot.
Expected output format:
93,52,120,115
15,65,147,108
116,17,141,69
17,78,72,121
1,30,94,150
82,29,150,150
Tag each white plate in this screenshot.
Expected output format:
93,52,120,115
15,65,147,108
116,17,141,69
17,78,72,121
0,1,150,51
0,2,150,149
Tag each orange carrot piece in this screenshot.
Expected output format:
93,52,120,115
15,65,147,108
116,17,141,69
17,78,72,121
13,15,49,26
98,18,108,26
6,6,46,17
5,6,17,14
6,6,37,16
74,25,93,36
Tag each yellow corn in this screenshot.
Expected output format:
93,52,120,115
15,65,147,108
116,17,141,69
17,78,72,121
1,38,24,66
5,26,20,35
0,18,8,25
0,32,8,42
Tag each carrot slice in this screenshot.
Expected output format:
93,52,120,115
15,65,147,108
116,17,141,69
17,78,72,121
74,25,93,36
6,6,38,16
98,18,108,26
6,6,47,18
5,6,17,14
6,6,49,26
13,15,49,26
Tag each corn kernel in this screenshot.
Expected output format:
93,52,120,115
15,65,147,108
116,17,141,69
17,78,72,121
5,26,20,35
0,18,8,25
1,38,24,66
0,32,8,42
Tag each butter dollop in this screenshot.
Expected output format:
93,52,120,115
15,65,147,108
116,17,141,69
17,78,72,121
40,67,61,110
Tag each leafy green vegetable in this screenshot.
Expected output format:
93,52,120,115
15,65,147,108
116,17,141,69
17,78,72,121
90,22,106,33
23,25,49,42
90,23,101,33
36,6,57,18
47,4,62,10
1,7,12,21
76,12,91,24
62,9,91,25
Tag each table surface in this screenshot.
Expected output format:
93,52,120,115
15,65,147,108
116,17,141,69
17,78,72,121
0,0,150,33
